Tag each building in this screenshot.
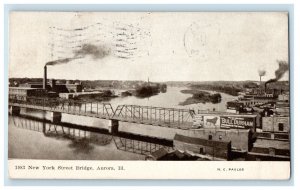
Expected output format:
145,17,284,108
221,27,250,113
173,134,231,160
237,96,276,107
145,148,207,161
178,127,252,152
262,116,290,133
226,101,245,114
20,82,47,89
59,91,103,99
19,80,82,94
9,87,46,100
275,101,289,116
247,134,290,161
278,94,289,102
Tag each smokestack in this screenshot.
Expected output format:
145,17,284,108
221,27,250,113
265,61,288,90
258,70,266,86
260,76,262,84
43,66,47,90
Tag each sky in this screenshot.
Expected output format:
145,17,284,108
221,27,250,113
9,12,289,82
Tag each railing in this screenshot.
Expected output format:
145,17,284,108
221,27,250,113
9,95,195,128
9,95,115,118
113,104,195,128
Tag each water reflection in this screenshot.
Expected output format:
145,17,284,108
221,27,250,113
10,115,173,158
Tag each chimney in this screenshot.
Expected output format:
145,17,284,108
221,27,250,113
260,76,261,84
43,66,47,90
264,82,267,92
51,79,56,88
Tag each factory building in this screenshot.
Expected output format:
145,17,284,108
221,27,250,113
20,82,50,89
173,133,231,160
275,101,290,116
178,128,252,152
20,80,82,94
278,94,289,102
187,112,259,152
237,96,276,107
16,66,83,98
9,87,46,100
262,116,290,133
247,134,290,161
228,84,289,112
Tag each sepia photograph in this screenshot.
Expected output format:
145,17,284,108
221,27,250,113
7,11,290,179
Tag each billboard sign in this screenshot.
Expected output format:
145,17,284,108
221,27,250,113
192,115,221,128
203,116,220,128
220,116,254,129
193,115,204,128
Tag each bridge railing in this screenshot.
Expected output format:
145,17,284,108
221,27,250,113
113,104,195,127
9,95,115,117
9,96,196,127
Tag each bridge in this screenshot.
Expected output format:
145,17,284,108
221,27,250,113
9,96,195,132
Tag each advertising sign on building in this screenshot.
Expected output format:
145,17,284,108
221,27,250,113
203,116,220,128
192,115,204,128
220,116,254,129
192,115,221,128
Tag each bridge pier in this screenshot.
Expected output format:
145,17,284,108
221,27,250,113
10,106,20,115
51,112,62,123
109,119,119,134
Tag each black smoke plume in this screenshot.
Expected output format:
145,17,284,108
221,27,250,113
74,44,110,59
45,43,110,66
265,60,289,89
46,58,77,66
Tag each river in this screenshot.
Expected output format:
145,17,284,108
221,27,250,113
8,87,236,160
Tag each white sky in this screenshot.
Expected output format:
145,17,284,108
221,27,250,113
9,12,289,82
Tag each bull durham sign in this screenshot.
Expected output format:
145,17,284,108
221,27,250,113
220,116,254,129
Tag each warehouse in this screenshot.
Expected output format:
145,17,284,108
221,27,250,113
9,87,46,100
173,133,231,160
262,116,290,133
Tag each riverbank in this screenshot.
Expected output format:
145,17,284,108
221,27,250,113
73,90,117,102
179,89,222,106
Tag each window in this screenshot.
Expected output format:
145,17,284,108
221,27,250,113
278,123,284,131
208,135,212,140
269,147,275,156
200,148,204,154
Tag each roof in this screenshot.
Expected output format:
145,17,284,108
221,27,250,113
150,148,169,159
9,87,40,90
195,113,257,118
64,84,82,86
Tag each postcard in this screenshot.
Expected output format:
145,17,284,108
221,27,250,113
8,12,290,179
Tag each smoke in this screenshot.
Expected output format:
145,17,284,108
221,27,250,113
45,43,110,66
258,70,266,77
46,58,77,66
74,44,110,59
265,60,289,88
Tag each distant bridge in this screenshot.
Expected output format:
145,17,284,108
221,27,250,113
9,96,195,129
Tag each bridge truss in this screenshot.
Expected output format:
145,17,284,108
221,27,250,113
113,105,195,128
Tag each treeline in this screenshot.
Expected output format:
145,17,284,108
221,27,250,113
190,84,242,96
81,80,144,89
180,89,222,105
135,83,167,98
